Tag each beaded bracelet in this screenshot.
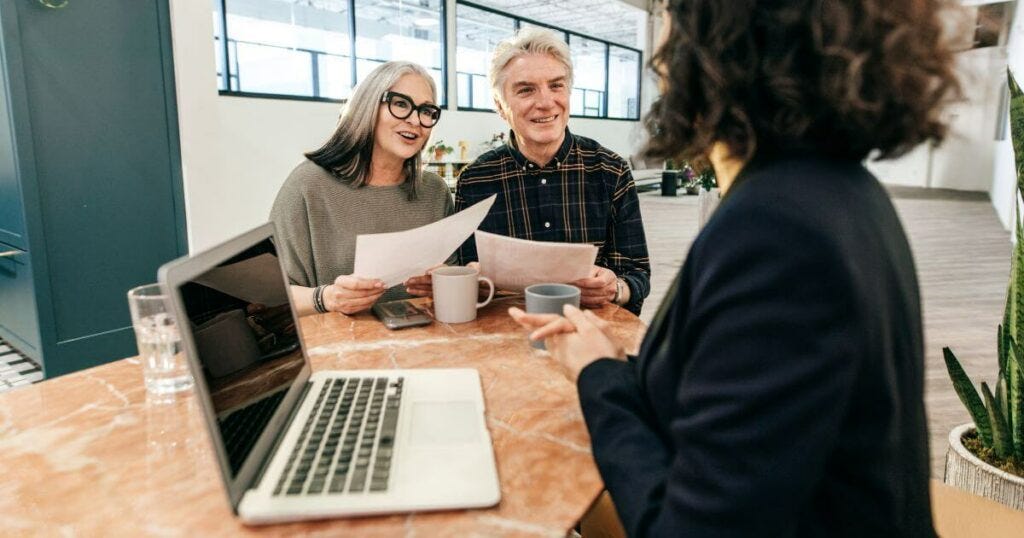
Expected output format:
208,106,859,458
313,284,329,314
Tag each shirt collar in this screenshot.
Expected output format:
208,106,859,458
506,127,574,170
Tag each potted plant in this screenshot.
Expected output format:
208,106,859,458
661,159,679,197
481,132,506,152
683,166,700,195
426,140,454,161
942,69,1024,510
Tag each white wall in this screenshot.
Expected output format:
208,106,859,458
989,0,1024,230
170,0,651,252
865,2,1014,195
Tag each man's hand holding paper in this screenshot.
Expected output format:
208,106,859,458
572,266,619,308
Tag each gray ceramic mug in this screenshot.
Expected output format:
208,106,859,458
524,283,581,349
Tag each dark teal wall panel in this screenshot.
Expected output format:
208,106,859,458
0,0,185,376
0,252,39,355
0,12,25,250
47,326,136,377
17,1,183,345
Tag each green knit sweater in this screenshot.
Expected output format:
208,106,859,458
270,159,454,302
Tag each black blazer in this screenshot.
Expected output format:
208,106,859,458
578,156,934,537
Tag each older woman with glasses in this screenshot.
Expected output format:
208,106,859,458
270,61,450,316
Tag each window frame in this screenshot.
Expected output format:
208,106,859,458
454,0,643,121
212,0,643,120
214,0,449,107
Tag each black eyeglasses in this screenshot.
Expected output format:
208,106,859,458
381,91,441,128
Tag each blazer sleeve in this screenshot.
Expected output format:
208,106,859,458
578,206,863,537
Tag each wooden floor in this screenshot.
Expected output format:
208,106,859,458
635,187,1009,477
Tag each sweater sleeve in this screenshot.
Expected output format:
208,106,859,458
269,175,317,287
578,207,862,537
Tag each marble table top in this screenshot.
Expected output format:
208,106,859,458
0,296,646,536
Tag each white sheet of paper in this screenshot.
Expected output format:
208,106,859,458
193,253,290,307
474,230,598,291
353,195,496,287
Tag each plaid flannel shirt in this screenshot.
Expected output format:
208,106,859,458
455,129,651,314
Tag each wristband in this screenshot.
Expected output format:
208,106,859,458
313,284,329,314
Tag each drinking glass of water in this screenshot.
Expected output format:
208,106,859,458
127,284,193,396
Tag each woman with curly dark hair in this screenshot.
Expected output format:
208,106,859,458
511,0,961,536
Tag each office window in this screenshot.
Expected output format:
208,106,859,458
466,0,645,50
353,0,444,101
215,0,444,103
519,21,567,43
570,35,606,117
456,3,515,110
607,46,640,119
454,1,641,120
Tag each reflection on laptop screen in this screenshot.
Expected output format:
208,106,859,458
178,238,304,477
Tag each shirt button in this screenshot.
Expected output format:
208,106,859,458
544,222,551,228
541,178,547,185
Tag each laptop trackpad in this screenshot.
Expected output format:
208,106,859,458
410,401,480,445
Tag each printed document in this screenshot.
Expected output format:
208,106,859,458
353,195,496,287
474,230,598,291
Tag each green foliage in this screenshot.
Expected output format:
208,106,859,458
679,161,717,191
943,70,1024,471
1009,68,1023,193
944,347,993,446
696,167,717,191
427,140,454,155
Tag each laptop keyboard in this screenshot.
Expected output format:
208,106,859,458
273,376,403,496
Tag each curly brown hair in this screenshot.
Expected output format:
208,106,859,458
644,0,963,164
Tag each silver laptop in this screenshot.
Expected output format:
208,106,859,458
158,223,500,524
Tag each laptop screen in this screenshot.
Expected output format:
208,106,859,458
177,237,305,478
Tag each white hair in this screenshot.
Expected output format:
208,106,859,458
489,27,574,107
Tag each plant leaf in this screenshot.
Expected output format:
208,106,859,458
1014,337,1024,374
1009,341,1024,460
997,373,1009,428
943,347,993,446
1007,69,1024,196
983,382,1013,459
1014,216,1024,340
999,324,1008,376
1013,359,1024,460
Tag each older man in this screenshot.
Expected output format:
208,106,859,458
455,27,651,315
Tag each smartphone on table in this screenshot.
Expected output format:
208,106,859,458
372,299,432,330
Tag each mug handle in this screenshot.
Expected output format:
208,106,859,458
477,276,495,308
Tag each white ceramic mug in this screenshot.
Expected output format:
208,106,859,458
431,266,495,323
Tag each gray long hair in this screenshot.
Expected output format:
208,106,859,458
306,61,437,200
